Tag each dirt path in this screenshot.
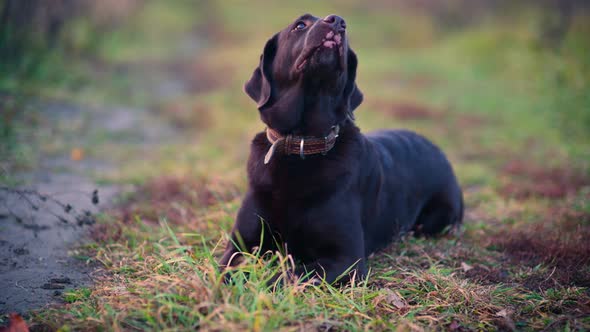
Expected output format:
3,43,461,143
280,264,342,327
0,174,118,314
0,36,202,315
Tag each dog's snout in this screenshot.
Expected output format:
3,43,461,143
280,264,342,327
323,14,346,32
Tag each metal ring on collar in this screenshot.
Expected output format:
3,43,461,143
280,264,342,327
299,138,305,159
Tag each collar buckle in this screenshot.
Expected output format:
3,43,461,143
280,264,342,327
299,138,305,160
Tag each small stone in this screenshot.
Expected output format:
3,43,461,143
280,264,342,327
50,277,72,284
41,283,65,290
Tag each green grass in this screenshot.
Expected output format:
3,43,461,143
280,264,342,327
6,1,590,331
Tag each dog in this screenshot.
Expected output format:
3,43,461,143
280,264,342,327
219,14,463,284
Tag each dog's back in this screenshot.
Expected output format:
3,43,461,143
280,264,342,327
360,129,463,254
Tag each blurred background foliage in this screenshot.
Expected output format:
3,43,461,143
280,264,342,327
1,0,589,171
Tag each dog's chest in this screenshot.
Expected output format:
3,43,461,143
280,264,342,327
267,207,333,263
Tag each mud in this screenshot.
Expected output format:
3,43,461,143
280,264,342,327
0,175,117,314
0,34,203,314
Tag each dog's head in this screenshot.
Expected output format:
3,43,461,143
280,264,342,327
244,14,363,135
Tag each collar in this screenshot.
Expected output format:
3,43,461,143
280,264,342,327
264,125,340,164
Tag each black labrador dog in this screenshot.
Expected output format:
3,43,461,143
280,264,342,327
219,14,463,284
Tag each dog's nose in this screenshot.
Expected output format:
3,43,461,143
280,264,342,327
323,14,346,32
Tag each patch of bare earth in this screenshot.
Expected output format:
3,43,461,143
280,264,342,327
490,223,590,288
463,265,510,285
474,189,590,288
499,160,590,200
373,101,444,120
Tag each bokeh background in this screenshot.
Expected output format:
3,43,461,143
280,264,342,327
1,1,590,330
1,1,589,180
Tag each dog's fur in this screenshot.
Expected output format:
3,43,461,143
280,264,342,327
219,14,464,284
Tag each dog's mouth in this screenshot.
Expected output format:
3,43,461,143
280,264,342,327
295,30,345,73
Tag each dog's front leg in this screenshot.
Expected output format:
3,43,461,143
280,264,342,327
299,252,367,285
293,197,367,285
219,191,272,268
276,218,367,286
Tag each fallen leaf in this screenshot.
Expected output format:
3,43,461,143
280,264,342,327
384,289,407,309
0,313,29,332
461,262,473,272
70,147,84,161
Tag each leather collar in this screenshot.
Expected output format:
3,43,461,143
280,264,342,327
264,125,340,164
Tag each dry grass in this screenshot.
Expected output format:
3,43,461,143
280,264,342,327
30,178,590,330
7,1,590,331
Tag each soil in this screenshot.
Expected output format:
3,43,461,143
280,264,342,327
0,174,117,314
0,35,202,315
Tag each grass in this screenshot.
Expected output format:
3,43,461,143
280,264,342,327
4,0,590,330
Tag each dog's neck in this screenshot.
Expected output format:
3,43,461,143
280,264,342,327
290,85,350,137
260,73,352,138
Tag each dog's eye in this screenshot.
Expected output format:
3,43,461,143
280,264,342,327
293,21,307,31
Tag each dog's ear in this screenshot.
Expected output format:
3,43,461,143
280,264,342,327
244,33,279,109
349,84,363,112
344,47,363,112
